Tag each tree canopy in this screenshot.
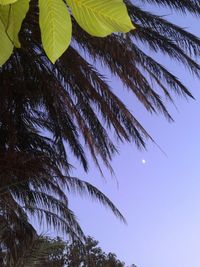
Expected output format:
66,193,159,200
1,233,136,266
0,0,200,265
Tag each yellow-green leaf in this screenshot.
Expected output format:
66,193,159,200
0,0,17,5
39,0,72,63
9,0,30,47
0,4,9,26
66,0,135,37
0,0,30,48
0,18,13,66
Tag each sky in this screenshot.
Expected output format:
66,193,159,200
46,4,200,267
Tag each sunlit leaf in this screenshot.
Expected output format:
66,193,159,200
0,0,30,47
0,0,17,5
0,18,13,66
39,0,72,63
66,0,135,37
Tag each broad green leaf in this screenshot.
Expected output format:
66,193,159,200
66,0,135,37
39,0,72,63
0,4,9,26
0,0,30,47
0,18,13,66
0,0,17,5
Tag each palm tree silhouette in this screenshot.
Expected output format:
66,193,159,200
0,0,199,248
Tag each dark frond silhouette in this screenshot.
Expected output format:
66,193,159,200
0,0,199,248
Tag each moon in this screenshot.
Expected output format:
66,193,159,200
142,159,146,164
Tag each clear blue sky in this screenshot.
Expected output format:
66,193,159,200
46,5,200,267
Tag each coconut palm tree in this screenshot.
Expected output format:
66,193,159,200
0,0,199,247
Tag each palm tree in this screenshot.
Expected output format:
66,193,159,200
0,0,199,246
0,231,66,267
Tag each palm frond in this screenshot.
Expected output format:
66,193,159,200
0,0,199,254
137,0,200,15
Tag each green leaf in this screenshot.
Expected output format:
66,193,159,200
0,0,30,48
39,0,72,63
0,18,13,66
0,0,17,5
66,0,135,37
9,0,30,47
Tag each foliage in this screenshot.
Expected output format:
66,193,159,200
0,232,66,266
1,234,134,267
0,0,134,64
0,0,200,256
0,155,125,241
0,230,131,267
65,236,127,267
